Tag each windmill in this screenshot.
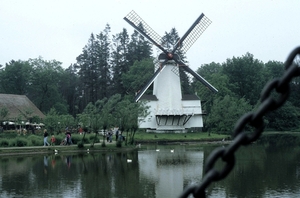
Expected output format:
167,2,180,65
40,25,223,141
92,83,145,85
124,11,218,132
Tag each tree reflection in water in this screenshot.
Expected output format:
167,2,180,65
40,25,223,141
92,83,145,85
0,144,299,197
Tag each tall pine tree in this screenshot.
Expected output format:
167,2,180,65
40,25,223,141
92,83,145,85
76,24,111,107
111,28,130,95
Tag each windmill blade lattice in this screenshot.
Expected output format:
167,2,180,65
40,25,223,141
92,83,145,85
173,14,212,54
124,10,167,53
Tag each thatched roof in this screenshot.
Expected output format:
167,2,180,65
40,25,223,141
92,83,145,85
0,94,45,121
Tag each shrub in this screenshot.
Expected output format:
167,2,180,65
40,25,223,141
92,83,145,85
0,139,9,147
9,137,28,147
116,140,122,147
89,135,100,143
77,142,84,148
27,135,42,146
81,137,89,144
0,132,18,139
55,136,64,145
69,135,79,144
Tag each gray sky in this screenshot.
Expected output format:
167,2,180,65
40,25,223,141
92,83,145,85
1,0,299,70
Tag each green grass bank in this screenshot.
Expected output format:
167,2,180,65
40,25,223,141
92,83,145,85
1,130,299,155
0,131,230,155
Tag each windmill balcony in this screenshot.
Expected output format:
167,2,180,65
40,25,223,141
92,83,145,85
155,108,201,116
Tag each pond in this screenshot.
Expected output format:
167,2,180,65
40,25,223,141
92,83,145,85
0,143,300,197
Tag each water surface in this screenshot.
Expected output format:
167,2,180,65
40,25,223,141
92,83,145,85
0,144,299,197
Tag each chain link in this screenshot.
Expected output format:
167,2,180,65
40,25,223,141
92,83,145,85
179,46,300,198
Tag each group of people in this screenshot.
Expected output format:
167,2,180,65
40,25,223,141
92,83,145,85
43,126,125,146
106,127,124,143
43,129,72,146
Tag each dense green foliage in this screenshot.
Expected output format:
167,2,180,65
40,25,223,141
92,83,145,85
196,53,300,133
0,24,299,137
0,132,101,147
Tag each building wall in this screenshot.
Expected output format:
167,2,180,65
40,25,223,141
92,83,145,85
138,99,203,131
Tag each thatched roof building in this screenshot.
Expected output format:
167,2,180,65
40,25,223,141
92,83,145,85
0,94,45,121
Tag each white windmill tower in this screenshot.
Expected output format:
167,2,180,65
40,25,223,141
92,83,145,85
124,11,218,132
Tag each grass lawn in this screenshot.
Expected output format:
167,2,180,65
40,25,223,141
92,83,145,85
133,131,230,142
0,130,231,155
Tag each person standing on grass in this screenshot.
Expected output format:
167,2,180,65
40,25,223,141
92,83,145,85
43,129,50,146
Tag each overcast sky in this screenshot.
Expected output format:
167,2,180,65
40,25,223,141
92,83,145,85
1,0,299,70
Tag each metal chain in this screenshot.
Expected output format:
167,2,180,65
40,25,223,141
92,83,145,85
179,46,300,198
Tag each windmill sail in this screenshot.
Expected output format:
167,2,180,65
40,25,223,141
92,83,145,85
124,10,168,54
134,64,166,102
172,14,212,54
180,65,218,93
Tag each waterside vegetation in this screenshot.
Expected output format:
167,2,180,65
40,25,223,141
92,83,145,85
0,25,299,150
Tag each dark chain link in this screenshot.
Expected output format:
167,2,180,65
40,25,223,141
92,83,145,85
179,46,300,198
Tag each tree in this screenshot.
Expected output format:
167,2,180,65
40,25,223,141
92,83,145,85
206,95,252,134
114,96,145,145
76,25,112,105
44,108,60,134
59,114,75,133
193,62,227,128
122,58,154,96
96,24,112,99
59,64,80,116
111,27,152,96
127,25,152,65
0,107,9,130
111,28,130,95
27,57,68,114
222,53,265,106
264,61,284,79
265,101,300,131
0,60,33,94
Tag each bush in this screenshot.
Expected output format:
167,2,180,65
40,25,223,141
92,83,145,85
68,134,85,145
89,135,100,143
77,142,84,148
55,136,64,145
81,137,89,144
0,132,18,139
10,137,28,147
116,140,122,147
27,135,42,146
0,139,9,147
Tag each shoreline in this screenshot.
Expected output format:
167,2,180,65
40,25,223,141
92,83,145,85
0,140,232,156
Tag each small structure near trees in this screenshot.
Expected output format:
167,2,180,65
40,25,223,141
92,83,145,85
0,94,45,130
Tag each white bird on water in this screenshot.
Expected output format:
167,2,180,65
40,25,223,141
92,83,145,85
54,149,58,153
127,159,132,163
170,149,174,153
156,149,160,152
